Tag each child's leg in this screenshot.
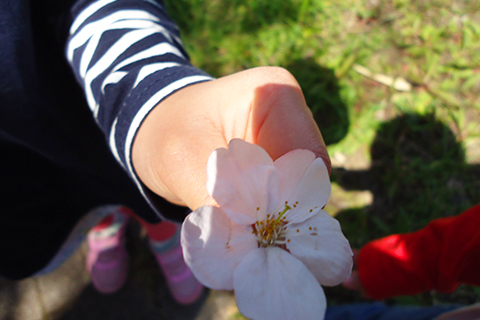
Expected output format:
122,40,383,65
137,219,204,305
87,206,203,303
87,207,129,294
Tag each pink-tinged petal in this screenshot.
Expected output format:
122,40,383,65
228,139,273,166
274,149,316,202
286,211,353,286
206,140,279,225
233,247,326,320
181,206,257,290
283,157,331,224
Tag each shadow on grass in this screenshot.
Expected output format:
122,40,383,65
326,113,480,305
0,276,21,320
285,58,349,145
333,113,480,240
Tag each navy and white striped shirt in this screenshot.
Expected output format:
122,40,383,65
67,0,214,209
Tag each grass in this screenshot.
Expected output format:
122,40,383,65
164,0,480,312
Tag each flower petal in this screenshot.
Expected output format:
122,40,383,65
283,157,331,224
233,247,326,320
207,139,279,225
275,149,315,202
181,205,257,290
286,210,353,286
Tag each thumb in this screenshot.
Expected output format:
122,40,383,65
246,68,331,172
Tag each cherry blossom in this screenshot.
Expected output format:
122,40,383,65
181,139,353,320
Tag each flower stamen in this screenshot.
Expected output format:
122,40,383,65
253,204,291,248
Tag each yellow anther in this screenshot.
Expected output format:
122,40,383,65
252,203,291,248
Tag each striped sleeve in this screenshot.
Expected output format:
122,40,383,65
66,0,214,209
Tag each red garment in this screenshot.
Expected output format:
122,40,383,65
358,204,480,300
92,207,178,241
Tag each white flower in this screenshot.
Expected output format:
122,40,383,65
181,139,353,320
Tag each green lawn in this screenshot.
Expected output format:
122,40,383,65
165,0,480,311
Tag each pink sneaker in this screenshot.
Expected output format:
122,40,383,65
151,239,204,304
86,211,129,294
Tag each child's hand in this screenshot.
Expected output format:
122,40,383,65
132,67,330,211
342,249,370,298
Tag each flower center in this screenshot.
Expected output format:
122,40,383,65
252,204,291,248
